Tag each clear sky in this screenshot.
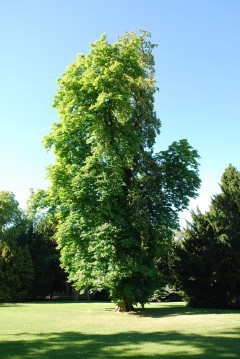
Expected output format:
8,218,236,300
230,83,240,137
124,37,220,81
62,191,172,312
0,0,239,226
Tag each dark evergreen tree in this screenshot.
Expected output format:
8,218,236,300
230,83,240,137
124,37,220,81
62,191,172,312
174,210,230,307
210,164,240,307
27,190,67,298
174,165,240,309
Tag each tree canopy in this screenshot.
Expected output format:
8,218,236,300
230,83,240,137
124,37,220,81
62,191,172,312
0,191,23,232
44,31,201,311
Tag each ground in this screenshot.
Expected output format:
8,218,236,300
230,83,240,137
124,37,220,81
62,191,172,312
0,301,239,358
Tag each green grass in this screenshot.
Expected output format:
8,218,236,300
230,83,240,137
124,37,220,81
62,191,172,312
0,301,239,358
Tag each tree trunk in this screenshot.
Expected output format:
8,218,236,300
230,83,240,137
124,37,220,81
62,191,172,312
123,299,134,312
115,298,135,312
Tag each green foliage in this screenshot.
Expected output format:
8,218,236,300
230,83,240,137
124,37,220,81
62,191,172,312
0,190,66,302
0,191,34,302
210,164,240,307
44,31,200,310
173,210,229,308
174,165,240,309
149,286,184,302
0,191,23,233
0,239,34,302
27,190,67,298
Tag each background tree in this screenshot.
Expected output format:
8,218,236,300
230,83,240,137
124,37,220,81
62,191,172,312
210,164,240,307
44,31,200,311
0,191,22,233
0,190,67,302
174,165,240,309
173,210,230,308
27,190,67,298
153,230,185,302
0,239,34,302
0,191,34,302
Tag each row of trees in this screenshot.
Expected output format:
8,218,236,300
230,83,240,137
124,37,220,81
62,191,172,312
1,164,240,308
0,190,66,302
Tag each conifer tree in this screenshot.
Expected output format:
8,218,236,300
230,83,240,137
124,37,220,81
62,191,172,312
174,165,240,308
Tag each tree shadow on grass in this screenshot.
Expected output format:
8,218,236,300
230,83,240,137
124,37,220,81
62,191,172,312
1,329,240,359
131,303,240,318
0,303,25,307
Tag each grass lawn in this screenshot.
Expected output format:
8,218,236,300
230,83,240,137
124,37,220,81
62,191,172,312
0,301,239,358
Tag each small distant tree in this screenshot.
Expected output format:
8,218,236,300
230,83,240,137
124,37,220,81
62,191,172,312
174,165,240,309
44,31,200,311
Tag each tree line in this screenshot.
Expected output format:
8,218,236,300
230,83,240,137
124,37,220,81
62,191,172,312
1,31,239,310
0,190,67,302
1,163,240,309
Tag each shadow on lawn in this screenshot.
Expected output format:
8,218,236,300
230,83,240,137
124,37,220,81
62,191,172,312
1,329,240,359
0,303,25,308
132,304,240,318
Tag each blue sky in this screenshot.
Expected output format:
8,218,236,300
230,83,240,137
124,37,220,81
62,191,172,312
0,0,239,226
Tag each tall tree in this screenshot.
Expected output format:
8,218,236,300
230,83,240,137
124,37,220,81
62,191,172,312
44,31,200,311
